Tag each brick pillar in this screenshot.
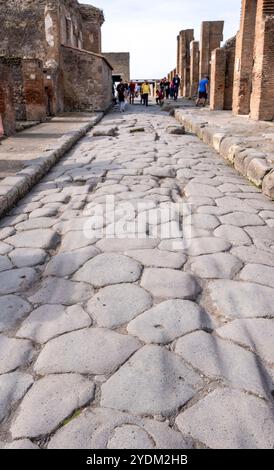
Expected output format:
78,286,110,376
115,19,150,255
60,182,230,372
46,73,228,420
210,48,226,110
177,30,194,96
22,59,46,122
0,60,16,136
190,40,200,97
232,0,257,115
176,35,180,77
224,37,236,110
199,21,224,81
250,0,274,120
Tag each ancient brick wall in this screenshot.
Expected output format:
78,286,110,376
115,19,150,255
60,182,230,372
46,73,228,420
0,60,16,136
233,0,257,115
103,53,130,82
190,41,200,97
224,37,236,110
199,21,224,80
210,48,226,110
22,60,46,122
60,46,113,112
250,0,274,120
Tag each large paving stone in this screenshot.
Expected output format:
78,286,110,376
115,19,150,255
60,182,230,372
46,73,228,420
190,253,242,279
15,218,58,231
59,230,97,252
220,212,264,227
6,230,60,250
17,305,91,344
184,237,231,256
208,280,274,318
34,328,141,375
44,246,99,277
0,268,38,295
127,300,214,344
0,242,13,255
214,225,251,245
184,182,222,199
0,295,32,332
217,319,274,364
29,277,94,306
87,284,152,328
125,249,186,268
245,226,274,242
4,439,39,449
0,372,33,422
8,248,47,268
231,246,274,267
0,256,13,273
188,214,220,230
141,268,200,300
96,237,159,252
11,374,95,439
175,331,272,397
73,254,142,287
101,345,203,416
176,388,274,449
0,335,33,374
48,407,192,449
239,264,274,288
216,197,258,214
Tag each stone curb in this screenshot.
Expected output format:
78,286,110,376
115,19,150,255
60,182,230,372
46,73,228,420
174,109,274,200
0,113,104,218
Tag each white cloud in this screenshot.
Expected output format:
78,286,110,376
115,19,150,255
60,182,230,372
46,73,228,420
81,0,242,78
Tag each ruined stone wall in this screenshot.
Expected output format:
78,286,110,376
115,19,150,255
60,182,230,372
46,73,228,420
103,53,130,82
79,4,104,54
0,59,16,136
224,37,236,110
250,0,274,120
199,21,224,80
60,46,113,112
190,41,200,97
22,60,46,121
210,48,226,110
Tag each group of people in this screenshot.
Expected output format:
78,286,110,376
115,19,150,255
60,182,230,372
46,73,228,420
156,74,181,105
115,79,151,112
115,73,210,112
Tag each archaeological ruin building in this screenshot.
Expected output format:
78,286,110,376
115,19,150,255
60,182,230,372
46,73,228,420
0,0,118,136
168,0,274,122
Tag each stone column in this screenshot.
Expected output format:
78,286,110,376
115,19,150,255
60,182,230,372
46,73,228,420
224,37,236,110
177,30,194,96
0,60,15,136
232,0,257,116
190,40,199,97
250,0,274,120
210,48,226,110
199,21,224,80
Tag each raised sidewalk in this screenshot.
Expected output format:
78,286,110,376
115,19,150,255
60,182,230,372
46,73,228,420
0,113,104,217
174,107,274,200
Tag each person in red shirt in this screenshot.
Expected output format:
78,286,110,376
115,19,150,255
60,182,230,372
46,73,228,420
129,81,136,105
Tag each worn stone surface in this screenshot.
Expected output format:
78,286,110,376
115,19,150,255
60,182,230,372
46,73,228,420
73,254,142,287
214,224,252,245
87,284,152,328
190,253,242,279
34,328,141,375
217,319,274,365
128,300,214,344
29,278,94,306
208,280,274,318
125,249,186,269
0,268,38,295
5,230,60,249
4,439,39,449
11,374,95,439
175,331,271,397
17,305,91,344
0,335,33,374
44,247,99,277
176,388,274,449
9,248,47,268
48,408,192,449
0,295,31,332
239,264,274,288
0,372,33,422
141,268,200,300
101,345,203,415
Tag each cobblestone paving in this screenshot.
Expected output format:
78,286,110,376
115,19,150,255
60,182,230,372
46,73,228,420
0,104,274,449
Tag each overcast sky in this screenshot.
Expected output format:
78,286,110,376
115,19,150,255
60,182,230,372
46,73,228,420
81,0,241,78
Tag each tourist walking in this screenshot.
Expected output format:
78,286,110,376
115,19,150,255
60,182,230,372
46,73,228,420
129,81,136,104
170,81,174,99
165,80,170,99
173,74,180,100
117,79,127,112
196,75,209,107
142,80,150,107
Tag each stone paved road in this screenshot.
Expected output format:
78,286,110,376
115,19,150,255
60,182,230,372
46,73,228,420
0,104,274,449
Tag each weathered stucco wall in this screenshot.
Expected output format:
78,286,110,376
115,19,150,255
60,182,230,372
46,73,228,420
60,46,113,112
